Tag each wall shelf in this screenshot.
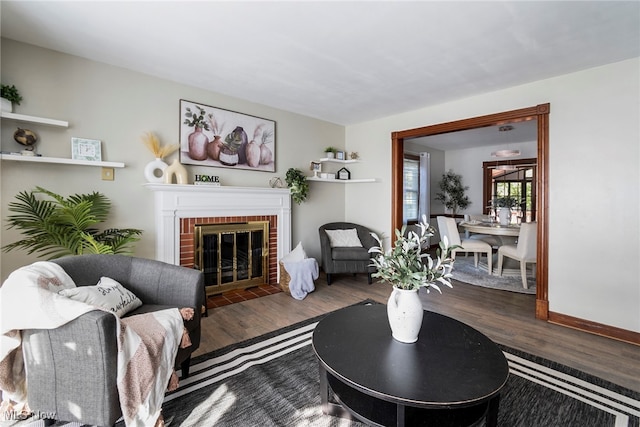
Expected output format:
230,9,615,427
0,153,124,168
307,177,375,183
1,112,69,128
318,158,360,164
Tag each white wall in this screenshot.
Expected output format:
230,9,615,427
0,39,345,280
346,58,640,333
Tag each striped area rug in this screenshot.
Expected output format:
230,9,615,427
8,309,640,427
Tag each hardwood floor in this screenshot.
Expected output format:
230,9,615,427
195,273,640,393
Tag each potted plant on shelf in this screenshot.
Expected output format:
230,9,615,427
2,187,143,258
369,216,458,343
285,168,310,204
434,170,471,215
324,146,337,159
1,84,22,113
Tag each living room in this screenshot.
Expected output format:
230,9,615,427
0,2,639,425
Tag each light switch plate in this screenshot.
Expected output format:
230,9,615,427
101,167,114,181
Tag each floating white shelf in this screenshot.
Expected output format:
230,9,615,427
1,112,69,128
318,158,360,163
0,153,124,168
307,177,375,183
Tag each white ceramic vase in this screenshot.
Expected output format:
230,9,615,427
144,158,168,183
1,97,12,113
386,287,424,343
498,207,511,226
164,158,188,184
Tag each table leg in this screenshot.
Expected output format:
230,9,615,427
486,394,500,427
396,404,406,427
319,364,329,414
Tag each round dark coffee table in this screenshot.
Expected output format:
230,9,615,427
312,304,509,427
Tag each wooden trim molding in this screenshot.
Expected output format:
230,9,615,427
391,103,551,321
549,311,640,346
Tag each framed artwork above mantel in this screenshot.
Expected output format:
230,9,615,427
179,99,276,172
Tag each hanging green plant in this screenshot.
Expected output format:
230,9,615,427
434,169,471,215
285,168,310,204
3,187,143,259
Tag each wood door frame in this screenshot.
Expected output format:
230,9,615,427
391,103,550,320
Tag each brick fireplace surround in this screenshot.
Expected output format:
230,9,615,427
144,184,292,289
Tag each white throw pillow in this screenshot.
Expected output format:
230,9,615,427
282,241,307,263
325,229,363,248
59,276,142,317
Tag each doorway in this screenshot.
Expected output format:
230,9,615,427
391,104,550,320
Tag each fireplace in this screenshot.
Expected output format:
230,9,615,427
144,184,291,284
194,221,269,295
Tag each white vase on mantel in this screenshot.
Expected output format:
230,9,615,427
144,158,168,183
386,287,424,343
498,207,511,226
1,97,12,113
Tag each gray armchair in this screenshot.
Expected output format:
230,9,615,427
319,222,378,286
21,254,204,427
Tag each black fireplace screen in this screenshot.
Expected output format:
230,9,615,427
194,221,269,295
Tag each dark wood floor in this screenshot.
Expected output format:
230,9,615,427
195,273,640,393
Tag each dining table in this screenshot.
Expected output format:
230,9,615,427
459,220,521,238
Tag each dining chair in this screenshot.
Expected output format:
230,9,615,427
437,216,493,275
497,222,537,289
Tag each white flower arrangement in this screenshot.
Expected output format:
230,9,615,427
368,216,458,293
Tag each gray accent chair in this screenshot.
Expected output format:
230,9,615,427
319,222,378,286
21,254,204,427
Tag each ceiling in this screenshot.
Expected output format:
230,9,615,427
1,1,639,129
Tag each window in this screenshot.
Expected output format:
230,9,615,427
403,156,420,223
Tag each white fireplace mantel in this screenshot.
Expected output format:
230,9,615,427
144,183,292,266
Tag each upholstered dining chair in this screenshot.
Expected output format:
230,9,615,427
437,216,493,274
497,222,537,289
319,222,378,286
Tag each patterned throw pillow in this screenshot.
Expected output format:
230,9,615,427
325,229,363,248
59,276,142,317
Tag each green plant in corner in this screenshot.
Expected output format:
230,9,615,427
3,187,143,259
0,84,22,105
285,168,309,204
434,169,471,215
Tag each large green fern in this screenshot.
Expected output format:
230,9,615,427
3,187,143,259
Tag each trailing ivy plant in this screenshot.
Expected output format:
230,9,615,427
285,168,309,204
3,187,143,259
434,169,471,215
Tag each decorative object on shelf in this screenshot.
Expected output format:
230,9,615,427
369,216,457,343
179,99,275,172
13,128,38,155
164,159,188,184
71,137,102,162
285,168,309,204
349,151,360,160
194,174,220,186
336,151,345,160
0,84,22,113
310,161,322,178
336,167,351,180
323,146,337,159
2,186,142,258
435,169,471,215
141,132,178,183
269,177,284,188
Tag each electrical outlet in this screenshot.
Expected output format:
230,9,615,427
101,167,114,181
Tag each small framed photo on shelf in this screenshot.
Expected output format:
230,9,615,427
336,151,345,160
310,161,322,178
71,137,102,162
337,167,351,180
